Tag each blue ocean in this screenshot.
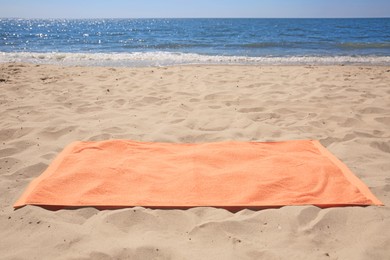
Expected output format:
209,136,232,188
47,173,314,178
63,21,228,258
1,18,390,66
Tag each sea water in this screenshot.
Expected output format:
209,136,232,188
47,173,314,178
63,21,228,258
1,18,390,66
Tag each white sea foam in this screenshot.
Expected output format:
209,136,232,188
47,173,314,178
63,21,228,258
1,51,390,67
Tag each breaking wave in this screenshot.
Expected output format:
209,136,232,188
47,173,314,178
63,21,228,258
1,51,390,67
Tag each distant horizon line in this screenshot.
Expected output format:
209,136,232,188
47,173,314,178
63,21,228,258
1,17,390,20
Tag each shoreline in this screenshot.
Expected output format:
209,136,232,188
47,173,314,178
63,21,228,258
3,61,390,68
2,51,390,67
1,62,389,259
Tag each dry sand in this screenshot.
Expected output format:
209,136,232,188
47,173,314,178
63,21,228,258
0,63,389,259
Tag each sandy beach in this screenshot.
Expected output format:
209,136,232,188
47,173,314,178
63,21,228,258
1,62,389,259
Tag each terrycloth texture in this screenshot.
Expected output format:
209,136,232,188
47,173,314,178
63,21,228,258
14,140,382,209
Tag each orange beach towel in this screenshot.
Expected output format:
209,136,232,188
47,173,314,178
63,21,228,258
14,140,382,209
